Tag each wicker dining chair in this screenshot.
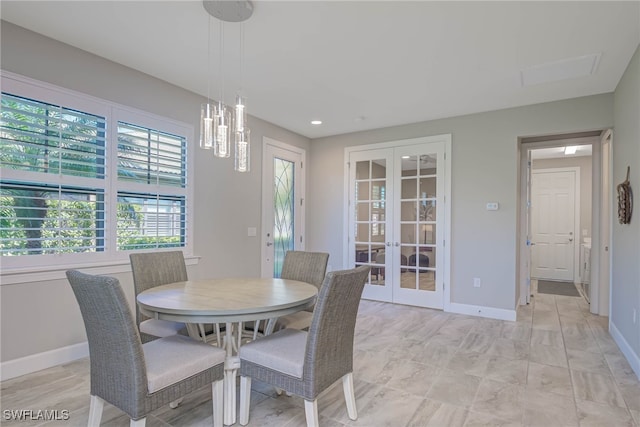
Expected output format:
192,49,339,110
66,270,225,427
274,250,329,331
130,251,221,345
238,265,370,427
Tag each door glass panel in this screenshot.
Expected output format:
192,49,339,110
418,248,436,268
419,224,437,245
356,161,370,179
356,202,369,220
356,223,369,243
371,160,386,178
401,201,417,220
401,177,418,198
356,181,369,201
400,224,416,244
401,155,418,177
419,200,437,222
370,249,385,285
273,157,295,277
418,270,436,291
419,177,437,198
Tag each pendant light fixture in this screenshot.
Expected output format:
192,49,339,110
200,0,253,172
200,16,215,150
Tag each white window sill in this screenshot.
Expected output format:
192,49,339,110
0,256,200,286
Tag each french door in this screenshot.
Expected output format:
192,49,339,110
346,137,450,309
261,138,305,278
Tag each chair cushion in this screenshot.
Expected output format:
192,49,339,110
140,319,185,337
239,329,307,378
143,335,226,393
276,311,312,331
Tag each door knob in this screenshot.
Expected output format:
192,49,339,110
569,238,573,242
266,242,273,247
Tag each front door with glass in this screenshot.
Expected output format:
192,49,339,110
261,139,304,278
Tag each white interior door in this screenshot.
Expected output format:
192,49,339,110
393,144,445,308
348,148,394,302
531,169,577,281
347,138,449,309
261,138,305,278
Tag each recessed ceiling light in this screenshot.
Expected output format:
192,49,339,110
401,155,410,159
564,146,578,155
311,120,322,125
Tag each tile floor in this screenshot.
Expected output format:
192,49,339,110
2,283,639,426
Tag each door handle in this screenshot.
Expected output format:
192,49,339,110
569,238,573,242
386,242,391,247
266,242,273,247
394,242,400,247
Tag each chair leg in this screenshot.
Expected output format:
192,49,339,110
342,373,357,420
212,379,224,427
215,323,222,347
130,418,145,427
304,399,319,427
169,397,183,408
88,395,104,426
239,376,252,426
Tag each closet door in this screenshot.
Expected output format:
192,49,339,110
393,144,445,309
348,149,394,302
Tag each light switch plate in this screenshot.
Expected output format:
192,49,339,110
247,227,257,237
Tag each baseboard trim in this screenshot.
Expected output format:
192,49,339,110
447,302,517,321
1,342,88,381
609,321,640,381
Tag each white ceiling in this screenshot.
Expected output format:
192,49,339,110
2,1,639,139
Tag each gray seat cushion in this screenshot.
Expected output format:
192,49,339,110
140,318,185,337
275,311,312,331
143,335,226,392
239,329,307,378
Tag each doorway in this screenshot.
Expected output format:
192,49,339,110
261,138,305,278
530,167,580,282
344,135,451,310
518,130,612,316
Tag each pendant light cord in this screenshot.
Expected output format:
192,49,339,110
206,16,211,103
219,20,224,105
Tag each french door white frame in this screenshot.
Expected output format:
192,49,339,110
261,137,306,278
343,135,452,310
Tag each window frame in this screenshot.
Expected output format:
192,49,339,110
1,72,195,280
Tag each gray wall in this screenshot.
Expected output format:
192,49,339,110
308,96,613,311
0,22,311,362
532,155,593,244
612,45,640,364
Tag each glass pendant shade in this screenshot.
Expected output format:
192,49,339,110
234,95,246,132
199,103,215,149
214,102,231,158
234,128,250,172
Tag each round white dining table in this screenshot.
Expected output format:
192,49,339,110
137,277,318,426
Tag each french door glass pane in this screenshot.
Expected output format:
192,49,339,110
273,157,295,277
